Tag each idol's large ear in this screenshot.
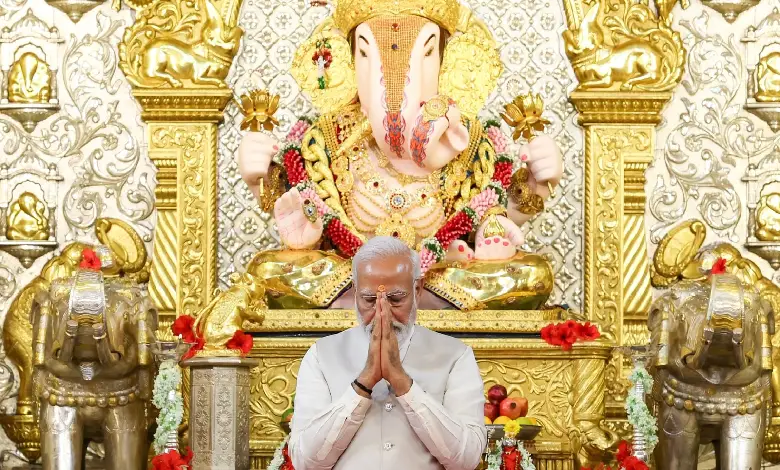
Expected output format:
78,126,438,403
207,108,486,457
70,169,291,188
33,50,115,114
291,18,358,115
439,6,502,119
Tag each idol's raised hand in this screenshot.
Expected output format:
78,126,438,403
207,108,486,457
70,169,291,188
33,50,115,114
378,295,413,396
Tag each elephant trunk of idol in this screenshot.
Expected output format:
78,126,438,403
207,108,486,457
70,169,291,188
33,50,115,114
681,275,751,371
365,17,436,162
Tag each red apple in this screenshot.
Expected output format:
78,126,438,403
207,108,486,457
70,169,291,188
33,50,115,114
487,384,508,405
484,402,499,421
499,397,528,419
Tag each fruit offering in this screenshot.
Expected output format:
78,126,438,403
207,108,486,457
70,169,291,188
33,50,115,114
483,384,530,424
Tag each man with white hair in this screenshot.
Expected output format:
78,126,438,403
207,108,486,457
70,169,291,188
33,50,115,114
289,236,487,469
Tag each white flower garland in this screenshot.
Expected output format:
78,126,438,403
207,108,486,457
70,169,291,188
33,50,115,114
627,366,658,454
518,442,536,470
267,435,290,470
152,360,183,454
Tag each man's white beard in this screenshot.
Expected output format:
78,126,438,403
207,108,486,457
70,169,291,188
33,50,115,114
359,291,418,344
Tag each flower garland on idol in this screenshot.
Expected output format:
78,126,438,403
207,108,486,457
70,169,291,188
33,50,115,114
280,118,515,269
581,441,649,470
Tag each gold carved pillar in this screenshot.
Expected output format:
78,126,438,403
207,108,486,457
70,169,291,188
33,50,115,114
118,0,243,324
560,0,686,433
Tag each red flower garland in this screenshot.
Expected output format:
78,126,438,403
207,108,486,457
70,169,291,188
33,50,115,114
434,211,475,247
493,160,513,188
582,440,648,470
226,331,254,356
280,444,295,470
541,320,600,351
79,248,102,271
323,217,362,258
151,447,193,470
283,148,307,186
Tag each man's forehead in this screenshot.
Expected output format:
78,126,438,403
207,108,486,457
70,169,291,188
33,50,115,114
355,255,414,290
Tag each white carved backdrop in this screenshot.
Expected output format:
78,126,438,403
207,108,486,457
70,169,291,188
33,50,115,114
647,0,780,283
218,0,586,310
0,0,152,460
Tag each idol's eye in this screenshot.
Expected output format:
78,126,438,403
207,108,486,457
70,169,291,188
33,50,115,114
359,49,368,58
424,48,434,57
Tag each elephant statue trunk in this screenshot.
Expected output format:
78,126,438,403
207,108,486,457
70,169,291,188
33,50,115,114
649,268,774,470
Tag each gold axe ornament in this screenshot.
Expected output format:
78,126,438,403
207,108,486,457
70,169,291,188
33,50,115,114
501,93,555,198
235,89,281,198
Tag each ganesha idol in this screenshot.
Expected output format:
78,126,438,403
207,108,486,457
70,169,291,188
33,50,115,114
236,0,563,311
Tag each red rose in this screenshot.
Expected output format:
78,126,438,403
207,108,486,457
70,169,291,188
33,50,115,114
172,315,197,343
616,440,632,463
226,330,254,356
182,337,205,361
711,257,727,275
621,456,649,470
79,248,102,271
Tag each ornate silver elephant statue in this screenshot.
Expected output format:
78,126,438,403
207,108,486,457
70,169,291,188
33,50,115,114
648,248,774,470
32,247,156,470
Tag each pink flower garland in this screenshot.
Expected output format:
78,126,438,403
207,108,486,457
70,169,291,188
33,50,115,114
286,119,311,144
486,126,508,154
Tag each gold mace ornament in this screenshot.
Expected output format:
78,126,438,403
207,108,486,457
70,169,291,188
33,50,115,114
235,89,281,197
501,92,555,198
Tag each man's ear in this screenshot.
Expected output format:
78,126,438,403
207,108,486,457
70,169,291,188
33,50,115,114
414,278,424,298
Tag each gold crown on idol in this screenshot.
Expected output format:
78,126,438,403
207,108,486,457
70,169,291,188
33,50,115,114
332,0,462,35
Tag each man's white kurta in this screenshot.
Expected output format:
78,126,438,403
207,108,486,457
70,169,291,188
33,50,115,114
289,325,487,469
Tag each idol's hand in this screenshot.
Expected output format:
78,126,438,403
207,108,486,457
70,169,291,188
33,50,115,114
355,310,382,397
273,188,324,249
378,295,412,396
238,132,279,200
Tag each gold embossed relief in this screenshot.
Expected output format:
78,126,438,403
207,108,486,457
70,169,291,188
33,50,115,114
561,0,685,92
118,0,242,88
148,124,218,320
584,127,650,342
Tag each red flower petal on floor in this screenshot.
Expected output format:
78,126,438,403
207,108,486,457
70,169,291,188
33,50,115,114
172,315,197,344
711,257,727,275
226,330,254,356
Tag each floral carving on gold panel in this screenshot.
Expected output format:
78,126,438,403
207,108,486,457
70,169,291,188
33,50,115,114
150,126,214,318
587,128,650,341
249,359,299,441
478,359,572,440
